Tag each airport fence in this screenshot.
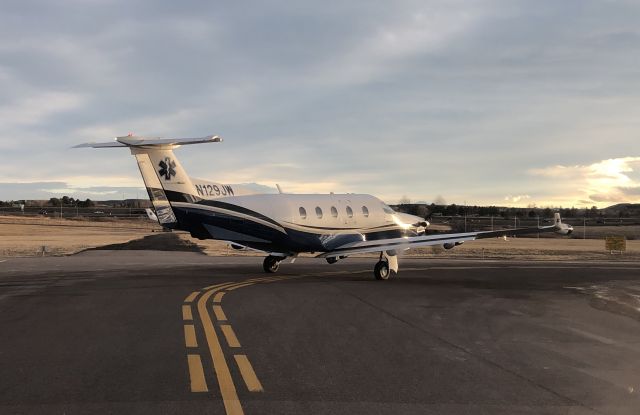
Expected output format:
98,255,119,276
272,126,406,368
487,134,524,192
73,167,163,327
0,206,148,219
1,207,638,240
429,216,640,240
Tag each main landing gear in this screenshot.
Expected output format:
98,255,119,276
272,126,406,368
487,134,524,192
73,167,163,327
263,252,399,280
263,255,285,273
373,251,399,281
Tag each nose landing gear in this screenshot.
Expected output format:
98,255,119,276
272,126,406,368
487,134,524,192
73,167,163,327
373,251,398,280
263,255,285,273
374,260,390,280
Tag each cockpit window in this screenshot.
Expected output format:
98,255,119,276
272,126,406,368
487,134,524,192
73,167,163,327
299,207,307,219
381,203,395,214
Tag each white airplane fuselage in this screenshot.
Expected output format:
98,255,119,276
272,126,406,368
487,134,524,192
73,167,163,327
170,190,426,255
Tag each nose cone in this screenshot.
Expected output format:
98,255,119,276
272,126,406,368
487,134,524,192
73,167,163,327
396,212,425,225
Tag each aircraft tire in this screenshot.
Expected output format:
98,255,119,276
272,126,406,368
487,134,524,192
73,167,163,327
374,260,390,280
263,255,281,273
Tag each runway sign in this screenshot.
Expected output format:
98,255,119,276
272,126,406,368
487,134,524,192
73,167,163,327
605,236,626,253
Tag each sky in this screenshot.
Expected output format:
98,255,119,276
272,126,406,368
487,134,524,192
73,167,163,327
0,0,639,207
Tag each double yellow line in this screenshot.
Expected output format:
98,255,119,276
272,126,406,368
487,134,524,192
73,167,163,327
181,275,295,415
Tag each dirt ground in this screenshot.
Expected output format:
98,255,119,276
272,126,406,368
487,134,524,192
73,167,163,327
0,215,159,257
1,215,638,261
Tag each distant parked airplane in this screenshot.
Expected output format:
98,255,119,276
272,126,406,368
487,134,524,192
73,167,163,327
76,135,573,280
144,208,158,222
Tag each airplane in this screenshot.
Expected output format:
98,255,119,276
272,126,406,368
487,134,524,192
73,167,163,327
75,134,573,280
144,208,158,222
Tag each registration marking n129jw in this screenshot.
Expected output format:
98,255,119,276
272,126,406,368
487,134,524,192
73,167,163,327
195,184,235,197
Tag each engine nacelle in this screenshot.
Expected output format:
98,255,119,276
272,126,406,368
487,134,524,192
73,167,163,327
326,255,347,264
443,241,464,250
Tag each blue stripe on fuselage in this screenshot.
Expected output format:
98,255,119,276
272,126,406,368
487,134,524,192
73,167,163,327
171,204,413,254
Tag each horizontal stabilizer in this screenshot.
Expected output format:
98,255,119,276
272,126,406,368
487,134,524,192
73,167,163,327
73,141,127,148
74,134,221,148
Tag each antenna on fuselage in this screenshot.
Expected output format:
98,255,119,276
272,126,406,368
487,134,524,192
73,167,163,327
276,184,284,194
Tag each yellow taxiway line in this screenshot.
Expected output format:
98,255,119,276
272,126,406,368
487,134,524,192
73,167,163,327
197,284,245,415
182,276,294,415
220,324,241,348
213,291,225,303
187,354,208,392
184,324,198,348
234,354,263,392
212,304,228,321
182,305,193,320
226,282,255,291
184,291,200,303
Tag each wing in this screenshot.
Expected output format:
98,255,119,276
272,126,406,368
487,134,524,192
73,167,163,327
317,216,572,258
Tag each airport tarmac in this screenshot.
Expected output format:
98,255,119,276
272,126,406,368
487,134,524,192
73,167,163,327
1,252,640,414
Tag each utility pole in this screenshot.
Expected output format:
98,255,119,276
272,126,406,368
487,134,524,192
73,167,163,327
583,217,586,239
491,215,494,231
537,216,540,239
463,200,467,232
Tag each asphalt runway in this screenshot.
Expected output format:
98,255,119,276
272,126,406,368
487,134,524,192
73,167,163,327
1,252,640,415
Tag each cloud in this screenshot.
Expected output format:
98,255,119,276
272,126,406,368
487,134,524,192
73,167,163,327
618,186,640,196
0,1,639,206
504,194,530,203
0,91,84,127
43,188,120,196
529,156,640,206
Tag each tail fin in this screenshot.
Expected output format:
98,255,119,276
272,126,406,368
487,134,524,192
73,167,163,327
554,212,574,235
75,134,221,227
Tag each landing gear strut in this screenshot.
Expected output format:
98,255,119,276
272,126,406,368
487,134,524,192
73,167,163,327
263,255,283,273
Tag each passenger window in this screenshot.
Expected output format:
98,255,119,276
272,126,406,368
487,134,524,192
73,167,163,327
331,206,338,217
315,206,323,219
362,206,369,217
299,207,307,219
346,206,353,218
